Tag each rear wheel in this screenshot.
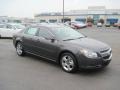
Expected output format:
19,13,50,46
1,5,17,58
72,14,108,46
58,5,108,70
16,42,25,56
119,26,120,29
60,53,78,73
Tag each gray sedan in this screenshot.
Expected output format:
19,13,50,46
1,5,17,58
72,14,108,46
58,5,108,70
13,24,112,73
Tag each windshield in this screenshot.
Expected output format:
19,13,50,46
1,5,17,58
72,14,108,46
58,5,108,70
52,26,85,40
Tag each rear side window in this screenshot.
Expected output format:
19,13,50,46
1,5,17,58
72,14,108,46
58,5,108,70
25,28,38,36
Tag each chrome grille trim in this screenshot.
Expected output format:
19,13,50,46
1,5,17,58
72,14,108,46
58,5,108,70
99,48,112,60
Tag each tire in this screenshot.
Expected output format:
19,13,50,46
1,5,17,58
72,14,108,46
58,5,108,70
16,42,25,56
119,26,120,29
60,53,78,73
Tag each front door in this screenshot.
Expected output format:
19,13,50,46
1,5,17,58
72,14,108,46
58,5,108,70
35,27,59,61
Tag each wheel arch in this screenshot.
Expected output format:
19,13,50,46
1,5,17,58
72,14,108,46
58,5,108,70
58,50,78,65
15,40,22,48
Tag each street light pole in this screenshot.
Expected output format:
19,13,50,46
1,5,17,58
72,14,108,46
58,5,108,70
63,0,64,23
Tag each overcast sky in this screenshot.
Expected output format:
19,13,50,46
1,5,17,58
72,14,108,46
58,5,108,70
0,0,119,18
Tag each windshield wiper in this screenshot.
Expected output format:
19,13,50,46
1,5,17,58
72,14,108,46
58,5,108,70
76,37,85,39
63,37,85,41
63,38,76,41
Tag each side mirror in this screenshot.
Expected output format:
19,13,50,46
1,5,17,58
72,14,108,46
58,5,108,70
44,36,55,41
51,38,56,42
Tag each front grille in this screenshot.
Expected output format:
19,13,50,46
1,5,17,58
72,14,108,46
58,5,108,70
103,55,110,59
100,48,112,60
100,49,109,53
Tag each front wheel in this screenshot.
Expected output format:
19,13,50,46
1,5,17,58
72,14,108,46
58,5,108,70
60,53,78,73
16,42,25,56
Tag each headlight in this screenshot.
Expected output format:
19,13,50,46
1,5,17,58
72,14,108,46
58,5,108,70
80,49,98,58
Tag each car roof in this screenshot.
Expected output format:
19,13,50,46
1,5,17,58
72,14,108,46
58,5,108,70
31,23,66,29
7,23,23,26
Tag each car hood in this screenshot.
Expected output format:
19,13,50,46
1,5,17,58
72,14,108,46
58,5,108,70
64,37,110,52
76,23,86,26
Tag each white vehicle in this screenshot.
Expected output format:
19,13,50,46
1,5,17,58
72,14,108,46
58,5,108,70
70,21,87,29
97,22,102,27
0,23,25,38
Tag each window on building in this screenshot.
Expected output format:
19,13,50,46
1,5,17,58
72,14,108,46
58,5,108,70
49,19,57,23
13,20,21,23
40,20,46,23
75,18,86,23
107,18,118,25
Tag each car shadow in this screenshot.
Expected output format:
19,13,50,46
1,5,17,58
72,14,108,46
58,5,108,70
78,67,108,73
24,53,111,75
25,53,60,68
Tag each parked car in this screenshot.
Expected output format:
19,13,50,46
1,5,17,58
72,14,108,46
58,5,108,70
97,22,102,27
113,23,118,27
13,24,112,73
105,23,111,27
118,24,120,29
0,23,25,38
64,21,71,26
87,22,93,27
70,21,87,29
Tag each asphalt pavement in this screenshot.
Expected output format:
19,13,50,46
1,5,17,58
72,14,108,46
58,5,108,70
0,26,120,90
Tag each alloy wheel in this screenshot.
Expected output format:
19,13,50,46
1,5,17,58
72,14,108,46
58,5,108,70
61,55,75,72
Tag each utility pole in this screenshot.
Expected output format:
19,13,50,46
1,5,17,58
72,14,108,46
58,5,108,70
63,0,64,23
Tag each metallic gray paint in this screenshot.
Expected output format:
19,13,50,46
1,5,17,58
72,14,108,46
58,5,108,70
13,25,112,69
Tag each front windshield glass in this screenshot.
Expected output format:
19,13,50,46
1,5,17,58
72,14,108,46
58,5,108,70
52,26,85,40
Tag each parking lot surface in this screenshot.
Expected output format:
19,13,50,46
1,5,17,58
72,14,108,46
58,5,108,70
0,27,120,90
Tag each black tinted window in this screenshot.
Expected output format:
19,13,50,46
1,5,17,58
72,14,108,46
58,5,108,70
25,28,38,36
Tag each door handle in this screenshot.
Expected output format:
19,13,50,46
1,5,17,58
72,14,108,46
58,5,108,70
34,38,40,42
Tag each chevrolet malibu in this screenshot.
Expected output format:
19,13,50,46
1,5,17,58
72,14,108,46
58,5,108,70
13,24,112,73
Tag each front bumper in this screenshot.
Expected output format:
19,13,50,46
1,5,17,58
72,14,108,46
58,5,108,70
79,58,111,69
77,49,112,69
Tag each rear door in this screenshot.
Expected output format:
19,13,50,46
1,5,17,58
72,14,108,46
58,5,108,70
23,27,39,54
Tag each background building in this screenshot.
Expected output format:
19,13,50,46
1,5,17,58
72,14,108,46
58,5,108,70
34,6,120,25
0,16,9,23
0,16,35,24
